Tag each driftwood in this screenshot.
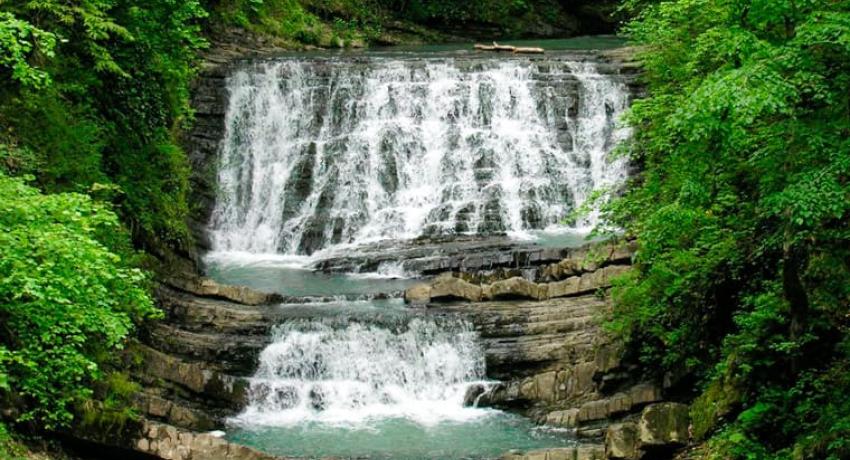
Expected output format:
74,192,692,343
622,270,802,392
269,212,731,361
474,42,544,54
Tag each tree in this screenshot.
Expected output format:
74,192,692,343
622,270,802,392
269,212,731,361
606,0,850,458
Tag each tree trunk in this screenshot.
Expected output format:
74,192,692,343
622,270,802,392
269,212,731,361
783,236,808,373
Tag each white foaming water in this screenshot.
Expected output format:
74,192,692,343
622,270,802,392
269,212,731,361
209,57,630,255
230,318,493,427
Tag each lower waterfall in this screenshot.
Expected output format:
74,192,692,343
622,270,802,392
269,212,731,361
231,317,488,426
225,312,576,459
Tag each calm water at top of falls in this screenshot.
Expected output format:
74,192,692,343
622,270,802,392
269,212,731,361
207,39,630,459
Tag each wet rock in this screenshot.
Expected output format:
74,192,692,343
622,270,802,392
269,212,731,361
429,274,482,302
134,344,248,409
638,403,689,447
312,234,570,276
309,387,327,411
134,393,218,432
154,285,271,335
144,323,268,375
473,382,518,408
463,383,487,407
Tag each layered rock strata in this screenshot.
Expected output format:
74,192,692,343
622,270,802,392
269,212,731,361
408,241,692,459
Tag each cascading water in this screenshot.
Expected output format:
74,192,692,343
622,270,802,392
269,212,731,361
231,317,489,427
211,47,633,459
208,56,630,256
226,314,576,459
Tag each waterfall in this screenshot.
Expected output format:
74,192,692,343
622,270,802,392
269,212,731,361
231,317,490,427
208,56,630,256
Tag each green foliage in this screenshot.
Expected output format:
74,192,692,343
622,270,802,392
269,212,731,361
0,423,29,460
607,0,850,458
0,174,160,429
212,0,323,43
0,12,56,88
0,0,206,249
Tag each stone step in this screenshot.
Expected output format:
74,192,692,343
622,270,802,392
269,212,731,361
156,286,273,335
144,323,268,376
132,344,249,410
134,389,219,432
544,384,664,428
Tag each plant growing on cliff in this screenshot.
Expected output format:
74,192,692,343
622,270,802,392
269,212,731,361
606,0,850,458
0,174,160,428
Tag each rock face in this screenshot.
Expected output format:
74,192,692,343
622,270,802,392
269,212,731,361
606,423,639,459
125,278,280,435
420,241,692,459
638,403,690,447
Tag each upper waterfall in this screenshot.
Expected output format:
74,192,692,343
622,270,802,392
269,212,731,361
209,55,630,255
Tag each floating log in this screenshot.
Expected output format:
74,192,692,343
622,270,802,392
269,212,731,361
474,42,544,54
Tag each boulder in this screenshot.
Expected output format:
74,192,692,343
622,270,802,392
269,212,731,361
605,422,639,460
638,402,689,447
488,277,545,300
429,274,482,302
403,283,431,304
462,383,487,407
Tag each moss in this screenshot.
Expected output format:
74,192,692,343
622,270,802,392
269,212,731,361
76,371,143,436
690,368,745,440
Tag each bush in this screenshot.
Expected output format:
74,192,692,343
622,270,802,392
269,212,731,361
0,174,160,429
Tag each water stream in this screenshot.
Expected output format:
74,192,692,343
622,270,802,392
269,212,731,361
206,40,630,459
208,53,629,256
